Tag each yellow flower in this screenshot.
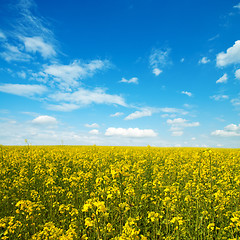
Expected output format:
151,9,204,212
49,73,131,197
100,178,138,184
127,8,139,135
107,223,113,232
82,203,92,212
207,223,215,231
85,217,94,227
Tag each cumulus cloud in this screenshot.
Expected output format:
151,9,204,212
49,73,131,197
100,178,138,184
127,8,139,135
125,108,157,120
120,77,138,84
32,115,57,125
211,123,240,137
0,117,168,146
210,95,229,101
167,118,200,127
85,123,100,128
21,36,56,58
125,107,188,121
216,73,228,83
43,60,109,89
152,68,162,76
181,91,192,97
167,118,199,136
199,57,210,64
105,127,157,137
0,83,47,97
216,41,240,67
48,87,126,107
149,48,170,75
235,69,240,79
110,112,124,117
89,129,99,135
0,117,106,145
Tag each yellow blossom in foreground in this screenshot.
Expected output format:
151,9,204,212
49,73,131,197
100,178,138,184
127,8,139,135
0,146,240,239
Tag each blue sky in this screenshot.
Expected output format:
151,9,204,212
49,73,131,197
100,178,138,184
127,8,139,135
0,0,240,147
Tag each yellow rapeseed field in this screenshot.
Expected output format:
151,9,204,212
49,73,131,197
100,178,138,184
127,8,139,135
0,145,240,239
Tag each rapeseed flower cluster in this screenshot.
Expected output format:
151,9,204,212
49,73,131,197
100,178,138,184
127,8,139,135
0,145,240,239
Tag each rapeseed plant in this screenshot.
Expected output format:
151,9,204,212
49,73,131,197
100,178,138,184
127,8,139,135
0,146,240,239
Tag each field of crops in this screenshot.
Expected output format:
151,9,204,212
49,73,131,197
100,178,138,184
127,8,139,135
0,146,240,239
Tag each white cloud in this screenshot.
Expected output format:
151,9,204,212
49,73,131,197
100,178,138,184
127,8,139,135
0,31,6,39
16,0,55,40
0,1,127,115
110,112,124,117
0,83,47,97
89,129,100,135
105,127,157,137
216,41,240,67
211,123,240,137
152,68,162,76
235,69,240,79
46,103,80,112
17,71,27,79
43,60,109,89
150,48,170,67
172,131,183,136
210,95,229,101
49,87,126,107
225,124,240,131
160,107,188,115
0,0,57,63
199,57,210,64
22,36,56,58
125,108,156,120
120,77,138,84
181,91,192,97
161,113,177,118
231,98,240,106
167,118,199,127
216,117,225,122
0,43,32,62
0,118,105,145
32,115,57,125
21,111,39,117
233,3,240,9
216,73,228,83
125,107,187,121
167,118,186,124
208,34,220,41
0,117,169,146
149,48,170,75
167,118,199,135
183,104,194,109
85,123,100,128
